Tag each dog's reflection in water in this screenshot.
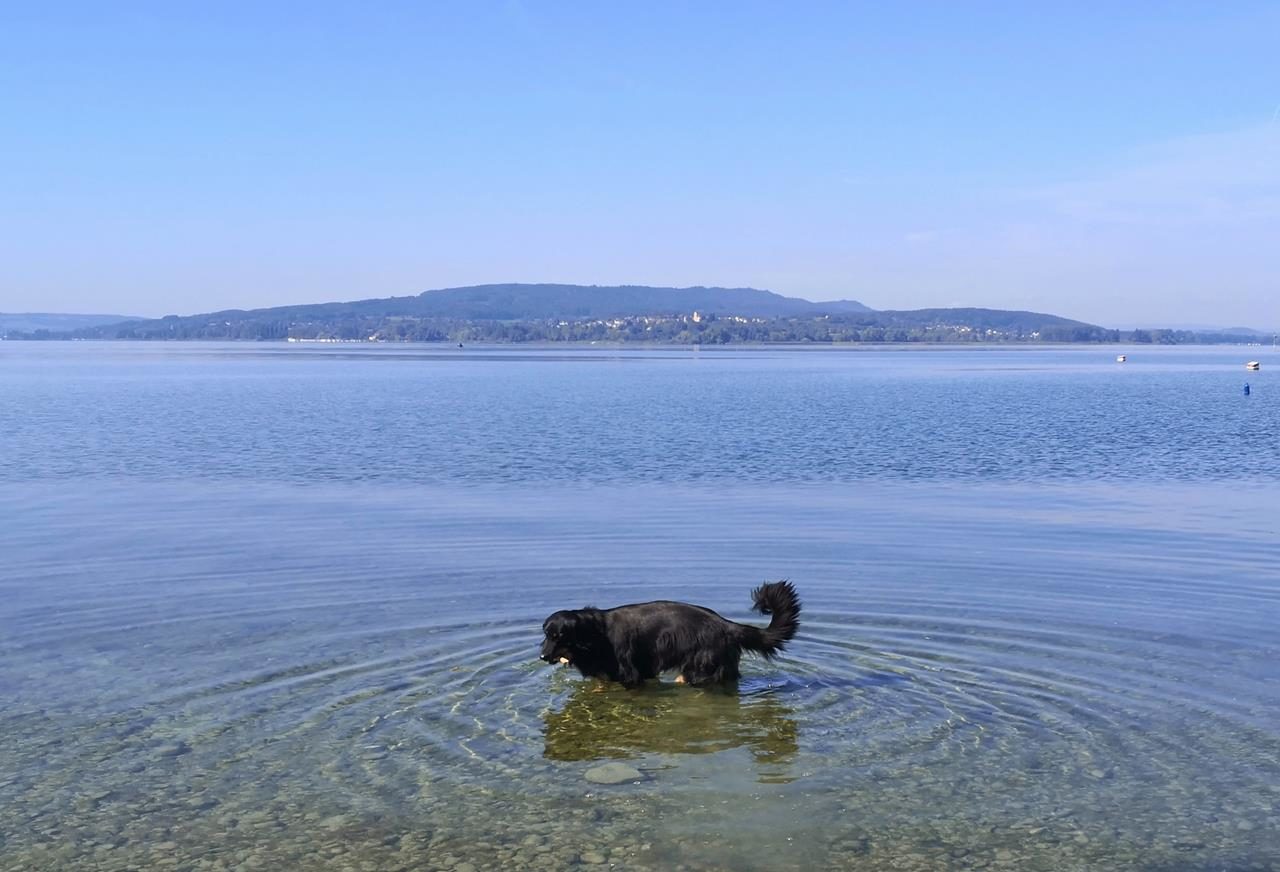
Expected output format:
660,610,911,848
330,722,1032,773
542,680,798,776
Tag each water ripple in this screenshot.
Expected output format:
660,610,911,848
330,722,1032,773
2,480,1278,871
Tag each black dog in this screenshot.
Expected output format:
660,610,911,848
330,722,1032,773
539,581,800,687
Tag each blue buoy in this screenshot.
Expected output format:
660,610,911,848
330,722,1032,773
1243,382,1251,396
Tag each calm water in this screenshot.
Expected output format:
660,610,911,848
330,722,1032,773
1,342,1278,871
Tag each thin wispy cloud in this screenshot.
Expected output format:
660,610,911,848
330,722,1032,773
1019,124,1280,226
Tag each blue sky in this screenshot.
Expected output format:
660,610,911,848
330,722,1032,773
2,2,1277,327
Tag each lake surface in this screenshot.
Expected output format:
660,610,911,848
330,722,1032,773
1,342,1277,871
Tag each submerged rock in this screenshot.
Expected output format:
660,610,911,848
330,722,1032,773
583,763,642,785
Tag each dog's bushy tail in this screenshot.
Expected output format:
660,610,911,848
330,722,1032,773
739,580,801,659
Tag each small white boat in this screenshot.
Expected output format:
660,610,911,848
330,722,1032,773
1245,361,1260,371
1116,354,1127,363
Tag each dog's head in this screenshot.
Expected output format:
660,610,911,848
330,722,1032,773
540,609,598,665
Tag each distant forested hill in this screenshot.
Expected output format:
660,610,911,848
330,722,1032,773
381,283,874,319
866,308,1106,340
82,283,871,325
0,312,139,334
28,284,876,339
8,283,1263,344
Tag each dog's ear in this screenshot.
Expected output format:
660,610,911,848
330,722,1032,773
544,608,606,645
543,611,578,637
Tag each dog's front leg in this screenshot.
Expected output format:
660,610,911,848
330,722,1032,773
613,650,645,689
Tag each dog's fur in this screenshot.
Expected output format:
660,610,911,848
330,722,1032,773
539,581,800,687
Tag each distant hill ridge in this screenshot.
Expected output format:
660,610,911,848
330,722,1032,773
144,283,876,322
0,312,140,333
407,283,874,319
7,283,1140,343
122,283,1092,331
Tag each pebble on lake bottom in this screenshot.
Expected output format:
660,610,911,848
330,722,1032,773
584,763,643,785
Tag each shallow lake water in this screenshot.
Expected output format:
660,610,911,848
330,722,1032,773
1,342,1277,871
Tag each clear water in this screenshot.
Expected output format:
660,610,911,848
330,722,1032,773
1,342,1277,871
